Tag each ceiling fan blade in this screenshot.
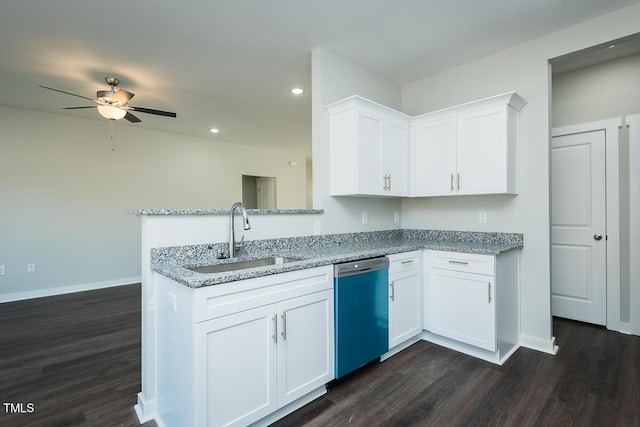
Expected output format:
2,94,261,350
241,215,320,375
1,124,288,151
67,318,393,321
130,106,177,118
113,89,135,104
124,112,142,123
39,85,95,102
61,106,96,110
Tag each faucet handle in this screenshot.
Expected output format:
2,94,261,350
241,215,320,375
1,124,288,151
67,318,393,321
236,235,246,248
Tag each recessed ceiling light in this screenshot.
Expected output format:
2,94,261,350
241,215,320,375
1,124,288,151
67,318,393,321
210,128,220,134
290,88,304,95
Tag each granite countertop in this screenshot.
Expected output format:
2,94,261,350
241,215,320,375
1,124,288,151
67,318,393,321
128,208,323,215
151,230,523,288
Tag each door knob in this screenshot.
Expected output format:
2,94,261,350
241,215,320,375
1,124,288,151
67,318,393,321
594,234,603,241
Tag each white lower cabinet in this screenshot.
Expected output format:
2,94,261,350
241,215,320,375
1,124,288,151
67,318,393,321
425,249,519,364
429,268,496,351
387,251,422,349
195,290,333,426
155,265,334,427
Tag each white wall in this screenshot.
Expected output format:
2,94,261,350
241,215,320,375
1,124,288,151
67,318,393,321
311,47,403,233
399,4,640,349
552,53,640,325
0,106,308,300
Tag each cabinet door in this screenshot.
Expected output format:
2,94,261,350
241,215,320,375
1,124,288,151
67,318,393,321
456,106,507,195
277,290,334,406
389,269,422,349
356,109,386,195
411,117,457,196
384,117,409,196
429,268,496,351
195,305,278,427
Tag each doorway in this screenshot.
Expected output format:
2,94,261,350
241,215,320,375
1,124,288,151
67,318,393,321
242,175,277,209
551,128,606,325
550,119,621,330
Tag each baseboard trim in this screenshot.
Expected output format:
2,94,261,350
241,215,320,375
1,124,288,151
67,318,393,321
0,276,141,304
611,322,632,335
519,333,559,355
134,393,157,424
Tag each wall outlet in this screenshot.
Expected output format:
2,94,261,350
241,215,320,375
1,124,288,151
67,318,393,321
478,212,487,224
27,263,36,273
394,211,400,223
0,265,5,276
167,292,177,312
361,211,369,224
313,221,322,235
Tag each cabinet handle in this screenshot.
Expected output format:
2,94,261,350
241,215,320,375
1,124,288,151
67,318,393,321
281,313,287,340
401,260,415,265
390,281,395,301
488,283,492,303
457,173,461,191
450,173,454,191
382,174,391,191
272,315,278,343
448,260,469,265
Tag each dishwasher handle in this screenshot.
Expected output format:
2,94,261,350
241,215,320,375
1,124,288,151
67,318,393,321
334,256,389,278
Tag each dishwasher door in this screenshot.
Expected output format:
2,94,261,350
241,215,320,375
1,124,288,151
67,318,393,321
334,257,389,379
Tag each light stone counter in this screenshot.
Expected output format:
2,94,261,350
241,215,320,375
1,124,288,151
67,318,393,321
151,229,523,288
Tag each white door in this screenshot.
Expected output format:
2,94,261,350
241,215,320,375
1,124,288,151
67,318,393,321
429,268,496,351
384,119,409,196
456,106,506,195
410,117,457,196
256,177,276,209
389,269,422,348
277,290,334,406
195,305,278,427
551,130,606,325
356,109,385,195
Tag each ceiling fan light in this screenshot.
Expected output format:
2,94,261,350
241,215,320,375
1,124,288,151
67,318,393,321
97,105,126,120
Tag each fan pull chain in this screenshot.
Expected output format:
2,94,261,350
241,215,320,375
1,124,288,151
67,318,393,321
109,121,116,151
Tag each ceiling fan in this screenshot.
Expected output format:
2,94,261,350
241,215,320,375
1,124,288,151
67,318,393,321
39,76,177,123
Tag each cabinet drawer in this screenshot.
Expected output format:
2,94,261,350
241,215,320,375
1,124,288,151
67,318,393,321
193,266,333,323
388,251,421,273
427,250,494,276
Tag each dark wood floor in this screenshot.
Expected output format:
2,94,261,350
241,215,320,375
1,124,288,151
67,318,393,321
1,285,638,427
0,284,155,427
275,319,640,427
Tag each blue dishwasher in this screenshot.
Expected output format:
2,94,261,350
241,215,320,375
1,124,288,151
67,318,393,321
334,256,389,379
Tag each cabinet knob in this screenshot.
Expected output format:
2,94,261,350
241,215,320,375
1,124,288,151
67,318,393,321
594,234,603,241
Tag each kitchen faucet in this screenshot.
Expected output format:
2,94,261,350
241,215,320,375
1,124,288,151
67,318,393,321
228,202,251,258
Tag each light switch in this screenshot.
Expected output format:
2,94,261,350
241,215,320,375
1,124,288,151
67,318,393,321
361,211,369,224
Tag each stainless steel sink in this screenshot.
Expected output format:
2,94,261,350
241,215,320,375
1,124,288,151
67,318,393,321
187,256,303,274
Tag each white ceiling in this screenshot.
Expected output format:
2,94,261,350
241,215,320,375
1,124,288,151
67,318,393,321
1,0,638,155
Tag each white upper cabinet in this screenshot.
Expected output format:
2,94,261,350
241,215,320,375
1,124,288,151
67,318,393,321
410,92,526,197
327,96,411,197
327,92,525,198
410,117,457,196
